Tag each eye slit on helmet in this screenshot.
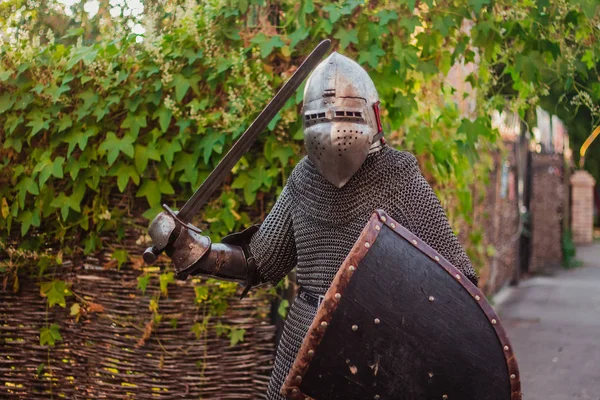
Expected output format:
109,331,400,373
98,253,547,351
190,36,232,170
317,112,326,118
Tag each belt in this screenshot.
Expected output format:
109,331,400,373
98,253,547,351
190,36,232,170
298,287,325,308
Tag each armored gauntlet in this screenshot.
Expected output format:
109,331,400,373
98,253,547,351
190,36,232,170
148,212,261,296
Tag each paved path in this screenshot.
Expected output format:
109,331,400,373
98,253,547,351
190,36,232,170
496,244,600,400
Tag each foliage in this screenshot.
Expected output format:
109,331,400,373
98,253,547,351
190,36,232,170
1,0,599,351
562,229,583,269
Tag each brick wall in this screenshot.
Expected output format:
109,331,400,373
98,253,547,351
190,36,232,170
570,170,596,244
529,153,565,272
480,143,521,295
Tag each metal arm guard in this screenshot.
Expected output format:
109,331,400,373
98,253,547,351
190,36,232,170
174,225,261,298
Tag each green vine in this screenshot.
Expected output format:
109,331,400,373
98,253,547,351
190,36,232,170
1,0,599,353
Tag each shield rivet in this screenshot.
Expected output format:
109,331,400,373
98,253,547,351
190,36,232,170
504,345,510,351
510,374,516,380
491,319,497,325
189,243,194,249
374,318,381,324
391,223,396,228
374,396,381,400
335,293,341,300
352,325,358,331
434,256,440,261
321,321,328,328
308,349,315,357
442,395,448,400
412,239,418,245
295,375,302,382
455,274,461,280
375,225,381,231
292,389,298,394
349,266,356,272
475,295,481,301
429,296,435,302
365,242,371,248
380,216,387,222
428,372,434,378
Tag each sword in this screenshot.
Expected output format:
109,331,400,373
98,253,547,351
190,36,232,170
143,39,331,264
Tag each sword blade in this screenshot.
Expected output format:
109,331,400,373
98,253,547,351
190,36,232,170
176,39,330,222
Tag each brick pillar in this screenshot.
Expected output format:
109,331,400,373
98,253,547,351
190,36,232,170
570,170,596,244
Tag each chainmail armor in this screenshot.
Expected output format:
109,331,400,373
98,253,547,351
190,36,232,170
249,145,477,400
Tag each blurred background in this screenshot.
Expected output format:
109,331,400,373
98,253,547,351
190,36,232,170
0,0,599,399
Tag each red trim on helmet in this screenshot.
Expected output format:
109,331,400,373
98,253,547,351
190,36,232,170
373,101,383,134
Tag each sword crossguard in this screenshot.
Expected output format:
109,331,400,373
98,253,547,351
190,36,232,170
162,204,203,234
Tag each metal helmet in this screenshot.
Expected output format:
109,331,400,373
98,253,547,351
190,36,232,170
302,52,383,188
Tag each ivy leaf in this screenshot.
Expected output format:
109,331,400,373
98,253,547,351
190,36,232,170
200,132,225,164
121,111,148,138
40,324,63,347
399,16,421,35
83,232,102,255
0,68,14,81
250,33,285,58
115,163,140,192
35,156,65,186
45,83,70,102
278,299,289,318
377,9,398,26
173,74,190,102
469,0,491,13
78,89,99,114
458,117,489,145
0,93,15,113
158,139,182,168
159,272,174,296
194,286,209,304
18,209,41,235
154,105,172,133
137,275,150,294
134,143,161,174
26,112,50,137
50,182,86,220
358,44,385,68
5,114,23,135
70,303,81,317
112,249,129,269
334,28,359,50
66,44,98,69
64,126,98,158
136,180,161,208
323,4,342,23
289,28,309,48
57,115,73,132
99,132,135,165
40,280,72,308
15,177,39,208
229,328,246,346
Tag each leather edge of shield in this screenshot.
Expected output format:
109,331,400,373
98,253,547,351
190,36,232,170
280,211,384,400
281,209,522,400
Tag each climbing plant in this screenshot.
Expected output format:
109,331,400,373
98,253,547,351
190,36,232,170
1,0,599,346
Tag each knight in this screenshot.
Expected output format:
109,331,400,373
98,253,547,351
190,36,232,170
149,52,477,399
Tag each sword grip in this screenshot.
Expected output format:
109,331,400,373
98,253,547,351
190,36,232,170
143,246,161,264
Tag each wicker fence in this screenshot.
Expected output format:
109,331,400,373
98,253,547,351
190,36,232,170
0,253,276,399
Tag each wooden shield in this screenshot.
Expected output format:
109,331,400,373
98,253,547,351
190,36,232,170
281,210,521,400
